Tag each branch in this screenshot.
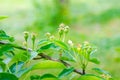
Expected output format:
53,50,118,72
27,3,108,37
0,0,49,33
0,41,83,75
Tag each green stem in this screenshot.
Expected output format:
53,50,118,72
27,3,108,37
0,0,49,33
6,64,11,73
15,62,18,74
32,40,35,50
62,33,66,42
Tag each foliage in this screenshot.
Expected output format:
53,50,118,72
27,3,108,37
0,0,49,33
0,23,113,80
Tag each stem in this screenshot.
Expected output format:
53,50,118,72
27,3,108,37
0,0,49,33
82,68,86,75
62,33,66,42
32,40,35,50
15,62,18,74
6,64,11,73
0,41,83,75
32,41,35,50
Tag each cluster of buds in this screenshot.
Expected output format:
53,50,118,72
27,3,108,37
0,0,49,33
49,35,55,41
83,41,93,54
45,32,51,38
45,32,55,41
58,23,70,37
83,41,90,46
23,31,36,50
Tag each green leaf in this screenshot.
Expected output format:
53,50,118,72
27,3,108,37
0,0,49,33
54,40,69,50
15,67,32,77
92,68,110,75
58,67,74,78
12,52,29,62
0,61,6,72
0,73,18,80
40,43,55,50
38,43,59,52
0,44,14,56
41,74,58,80
89,58,100,64
30,75,41,80
60,50,75,61
77,74,104,80
9,61,24,73
0,16,8,20
15,60,66,77
37,39,50,46
0,30,14,42
32,60,66,70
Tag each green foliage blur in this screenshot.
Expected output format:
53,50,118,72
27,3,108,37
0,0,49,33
0,0,120,80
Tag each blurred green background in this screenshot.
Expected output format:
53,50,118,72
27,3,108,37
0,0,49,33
0,0,120,79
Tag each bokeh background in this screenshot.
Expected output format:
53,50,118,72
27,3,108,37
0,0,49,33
0,0,120,79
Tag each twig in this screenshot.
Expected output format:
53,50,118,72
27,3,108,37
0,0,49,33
0,41,84,75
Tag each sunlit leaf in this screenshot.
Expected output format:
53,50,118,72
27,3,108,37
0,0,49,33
89,58,100,64
54,40,69,50
37,39,50,46
77,74,104,80
41,74,58,80
92,68,110,75
32,60,66,69
16,60,66,77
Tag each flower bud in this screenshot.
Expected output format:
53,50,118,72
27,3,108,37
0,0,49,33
31,33,36,50
58,27,64,37
65,26,69,29
77,44,82,51
49,35,55,41
45,32,51,38
23,41,27,47
59,23,65,28
83,41,89,46
64,28,68,33
68,40,73,46
31,33,36,41
24,31,29,42
87,46,92,53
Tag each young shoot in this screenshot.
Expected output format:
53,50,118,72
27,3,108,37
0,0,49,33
58,23,69,42
31,33,36,50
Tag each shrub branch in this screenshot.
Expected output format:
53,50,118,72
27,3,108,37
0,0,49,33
0,41,84,75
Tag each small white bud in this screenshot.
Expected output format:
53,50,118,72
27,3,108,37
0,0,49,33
49,35,55,40
59,23,65,28
68,40,73,46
